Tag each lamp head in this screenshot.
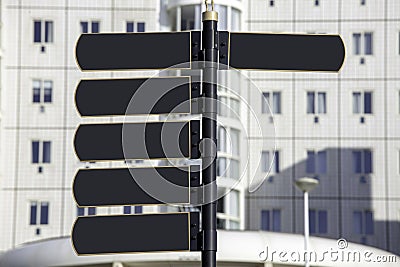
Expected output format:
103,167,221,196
295,177,319,193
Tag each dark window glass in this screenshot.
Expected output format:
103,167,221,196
364,33,373,55
40,202,49,225
307,92,315,114
353,211,363,234
34,21,41,42
365,211,374,234
272,209,281,232
318,210,328,233
77,207,84,216
126,22,134,33
44,21,53,43
80,22,88,33
30,202,37,225
33,80,41,103
274,151,280,173
134,206,143,214
261,210,270,230
88,207,96,215
364,92,372,114
44,81,52,103
353,151,362,174
32,141,40,163
306,151,316,173
137,22,145,32
42,141,51,163
123,206,131,214
364,150,373,173
317,151,327,174
92,22,99,33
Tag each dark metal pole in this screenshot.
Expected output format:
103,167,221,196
201,9,218,267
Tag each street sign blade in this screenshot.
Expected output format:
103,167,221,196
73,166,200,206
74,121,200,161
227,32,345,71
75,32,195,70
72,212,200,255
75,77,195,117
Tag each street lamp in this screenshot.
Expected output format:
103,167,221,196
295,177,319,267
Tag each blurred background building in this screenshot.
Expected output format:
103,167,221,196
0,0,398,263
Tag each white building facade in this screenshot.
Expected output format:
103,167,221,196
0,0,398,258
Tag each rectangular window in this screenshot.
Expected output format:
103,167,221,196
34,21,41,43
43,81,52,103
126,22,134,32
353,32,373,55
30,201,38,225
42,141,51,163
364,33,373,55
123,206,131,214
261,151,280,173
91,21,99,33
33,80,41,103
88,207,96,215
260,209,281,232
30,201,49,225
217,158,226,177
310,210,328,234
134,206,143,214
32,141,40,163
40,202,49,225
352,149,373,174
218,127,227,152
306,150,327,174
353,210,374,235
262,91,281,114
307,92,327,114
81,21,100,33
80,22,88,33
34,20,53,43
44,21,53,43
315,0,319,6
353,92,373,114
33,80,53,103
32,141,51,164
261,210,270,230
77,207,84,216
137,22,145,32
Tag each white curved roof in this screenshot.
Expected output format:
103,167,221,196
0,231,398,267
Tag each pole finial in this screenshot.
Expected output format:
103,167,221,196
202,0,218,21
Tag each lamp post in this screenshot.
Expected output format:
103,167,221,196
295,177,319,267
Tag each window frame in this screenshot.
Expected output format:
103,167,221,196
262,91,281,115
306,149,327,175
80,20,100,33
352,149,373,174
352,91,373,115
30,201,49,225
31,140,52,164
33,20,54,44
32,79,53,104
261,150,280,174
306,91,327,114
309,209,328,234
352,32,373,56
353,210,374,235
261,208,281,232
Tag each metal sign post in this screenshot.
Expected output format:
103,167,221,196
201,5,218,267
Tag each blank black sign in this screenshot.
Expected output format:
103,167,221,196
74,121,199,161
75,77,192,116
228,32,345,71
75,32,192,70
73,166,199,206
72,213,195,255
